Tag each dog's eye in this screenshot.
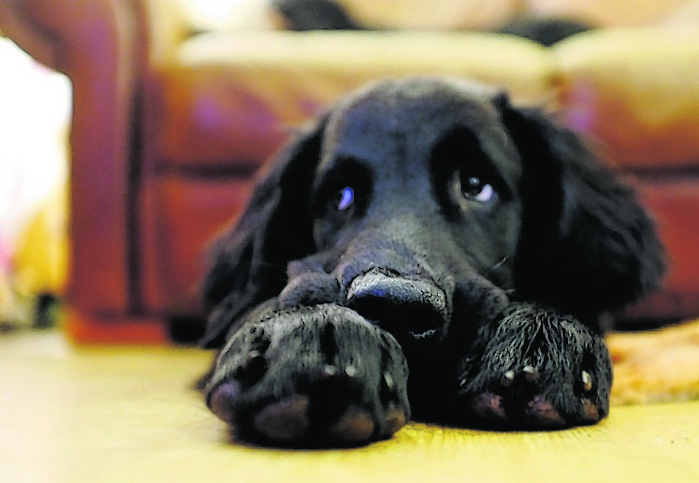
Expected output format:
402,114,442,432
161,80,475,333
460,174,495,203
335,187,355,211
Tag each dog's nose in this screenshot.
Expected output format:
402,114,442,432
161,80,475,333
346,269,448,338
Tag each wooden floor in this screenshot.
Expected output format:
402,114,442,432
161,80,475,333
1,331,698,483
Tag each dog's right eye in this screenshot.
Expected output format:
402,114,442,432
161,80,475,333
460,174,496,203
335,187,355,211
450,168,498,207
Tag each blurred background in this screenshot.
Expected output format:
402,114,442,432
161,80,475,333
0,36,69,331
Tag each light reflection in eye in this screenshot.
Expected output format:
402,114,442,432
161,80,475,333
474,183,495,203
337,187,354,211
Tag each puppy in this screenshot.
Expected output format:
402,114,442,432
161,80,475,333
199,77,665,446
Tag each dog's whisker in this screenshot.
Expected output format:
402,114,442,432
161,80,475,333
490,257,509,271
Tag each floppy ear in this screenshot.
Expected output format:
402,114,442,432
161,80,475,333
497,95,665,325
200,116,327,347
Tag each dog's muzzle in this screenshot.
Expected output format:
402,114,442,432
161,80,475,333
346,268,449,340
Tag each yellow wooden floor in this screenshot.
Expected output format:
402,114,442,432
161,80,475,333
1,331,698,483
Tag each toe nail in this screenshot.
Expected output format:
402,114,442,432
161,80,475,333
523,365,539,384
581,371,593,392
345,365,357,378
501,370,515,387
383,371,394,391
322,364,338,377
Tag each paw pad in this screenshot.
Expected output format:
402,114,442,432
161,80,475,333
326,406,376,443
524,395,566,427
208,381,241,423
461,365,604,428
469,392,507,421
581,398,600,422
254,396,311,442
207,306,410,445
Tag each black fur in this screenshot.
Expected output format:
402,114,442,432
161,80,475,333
200,77,664,446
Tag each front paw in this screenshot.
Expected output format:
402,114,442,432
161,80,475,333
454,304,612,429
206,304,410,446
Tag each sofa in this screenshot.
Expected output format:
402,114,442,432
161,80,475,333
2,0,699,343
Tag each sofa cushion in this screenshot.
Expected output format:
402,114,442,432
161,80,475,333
554,29,699,170
148,31,555,169
527,0,690,27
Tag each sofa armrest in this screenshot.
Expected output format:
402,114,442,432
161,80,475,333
0,0,154,315
0,1,58,69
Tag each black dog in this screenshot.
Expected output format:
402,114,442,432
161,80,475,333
200,77,664,446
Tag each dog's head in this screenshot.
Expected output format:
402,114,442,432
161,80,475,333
201,77,665,353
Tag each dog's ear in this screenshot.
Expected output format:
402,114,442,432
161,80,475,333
496,95,665,324
200,116,327,347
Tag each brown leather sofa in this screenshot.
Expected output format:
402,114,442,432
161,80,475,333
2,0,699,343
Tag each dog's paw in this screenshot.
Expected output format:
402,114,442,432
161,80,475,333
205,304,410,446
454,303,612,429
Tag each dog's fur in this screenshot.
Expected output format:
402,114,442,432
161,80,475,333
200,77,665,446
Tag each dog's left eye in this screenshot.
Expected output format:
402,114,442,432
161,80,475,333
459,173,496,203
335,187,355,211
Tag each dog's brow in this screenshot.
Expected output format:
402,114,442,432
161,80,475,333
431,127,516,192
316,154,366,178
312,155,370,196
